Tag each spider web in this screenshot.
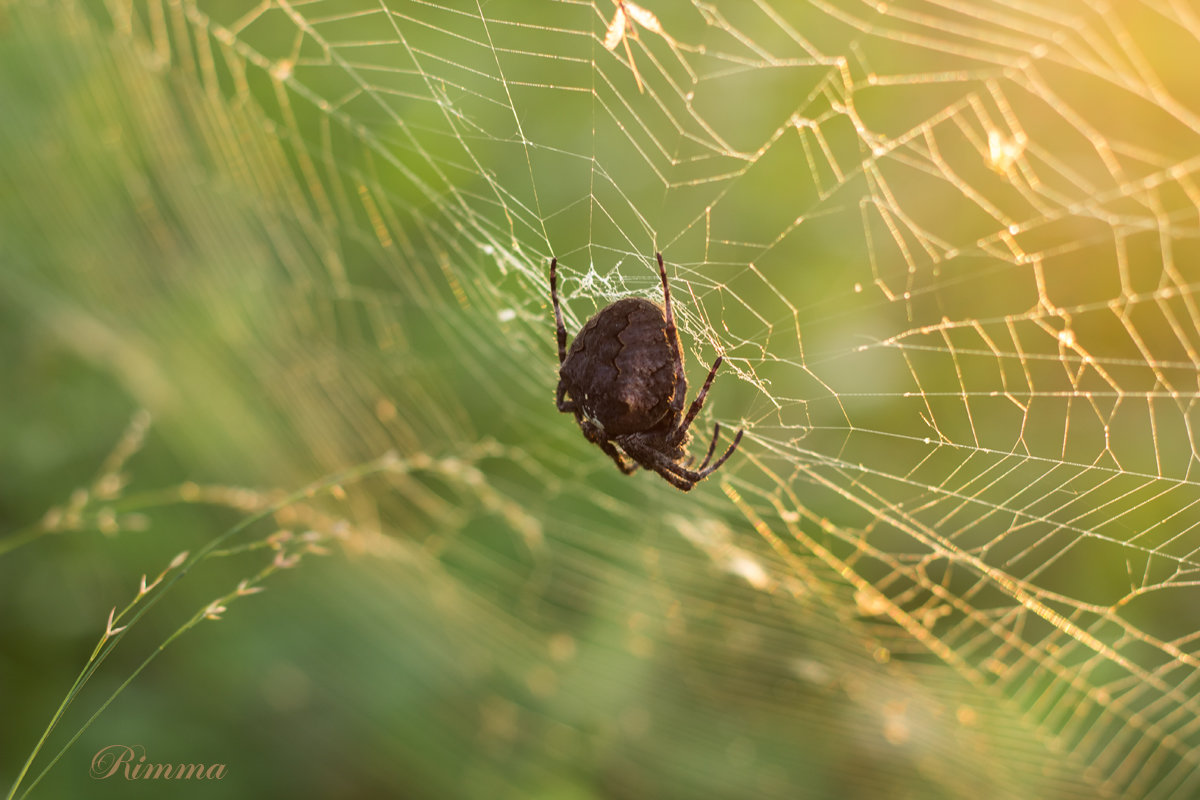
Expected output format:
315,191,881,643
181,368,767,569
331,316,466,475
4,0,1200,797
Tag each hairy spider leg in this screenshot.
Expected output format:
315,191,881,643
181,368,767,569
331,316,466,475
659,471,696,492
652,254,744,482
695,428,743,477
655,252,688,416
598,439,638,475
550,258,569,365
623,439,697,491
651,428,744,483
670,356,724,446
550,258,578,414
616,432,735,492
694,422,723,472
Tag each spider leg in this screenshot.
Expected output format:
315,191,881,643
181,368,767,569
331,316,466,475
670,356,725,445
595,435,637,475
619,436,699,491
656,458,707,479
623,440,693,490
656,252,688,416
655,468,695,492
688,428,744,480
550,257,569,366
628,429,739,484
552,258,581,414
556,383,576,413
694,422,722,472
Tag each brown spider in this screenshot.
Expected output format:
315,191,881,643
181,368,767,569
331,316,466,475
550,252,743,491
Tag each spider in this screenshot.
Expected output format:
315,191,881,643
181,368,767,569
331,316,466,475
550,252,744,491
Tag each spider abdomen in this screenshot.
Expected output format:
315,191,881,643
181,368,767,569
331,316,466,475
558,297,684,436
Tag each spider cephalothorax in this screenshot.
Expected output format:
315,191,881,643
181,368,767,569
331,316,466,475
550,252,743,491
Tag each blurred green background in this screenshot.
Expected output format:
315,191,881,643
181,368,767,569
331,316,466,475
3,1,1200,798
